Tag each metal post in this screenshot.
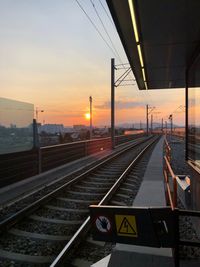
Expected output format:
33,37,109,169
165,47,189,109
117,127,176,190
33,119,39,149
146,104,149,136
161,118,163,133
36,108,38,122
185,70,188,160
111,58,115,149
33,119,41,174
170,114,173,136
89,96,92,139
151,114,153,134
174,209,180,267
169,114,173,141
35,108,44,123
165,121,168,134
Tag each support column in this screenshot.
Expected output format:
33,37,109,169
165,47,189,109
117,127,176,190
185,70,188,160
89,96,92,139
146,104,149,136
165,121,168,134
170,115,173,136
111,58,115,149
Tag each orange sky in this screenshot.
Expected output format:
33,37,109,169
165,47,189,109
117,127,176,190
0,1,185,127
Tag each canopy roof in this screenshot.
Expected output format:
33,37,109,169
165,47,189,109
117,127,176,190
106,0,200,89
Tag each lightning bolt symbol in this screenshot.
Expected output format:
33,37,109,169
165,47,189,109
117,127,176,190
124,219,129,232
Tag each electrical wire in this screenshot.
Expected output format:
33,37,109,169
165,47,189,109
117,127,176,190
75,0,135,84
75,0,120,59
96,0,135,85
98,0,115,27
90,0,123,64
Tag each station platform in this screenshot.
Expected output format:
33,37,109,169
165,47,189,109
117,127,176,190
92,136,175,267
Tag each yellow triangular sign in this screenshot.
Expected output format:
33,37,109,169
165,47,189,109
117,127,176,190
115,215,138,237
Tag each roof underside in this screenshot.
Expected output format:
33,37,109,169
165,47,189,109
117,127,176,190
106,0,200,90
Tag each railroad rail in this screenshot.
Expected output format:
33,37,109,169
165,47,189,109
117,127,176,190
0,135,159,266
50,136,158,266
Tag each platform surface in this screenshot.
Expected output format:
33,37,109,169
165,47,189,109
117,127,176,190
134,136,165,206
107,136,175,267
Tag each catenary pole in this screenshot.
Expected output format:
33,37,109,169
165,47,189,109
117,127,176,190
111,58,115,149
89,96,92,139
146,104,149,136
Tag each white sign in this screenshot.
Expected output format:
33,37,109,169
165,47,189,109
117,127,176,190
95,216,111,233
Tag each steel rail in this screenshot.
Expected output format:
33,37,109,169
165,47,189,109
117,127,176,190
50,136,159,267
0,136,153,233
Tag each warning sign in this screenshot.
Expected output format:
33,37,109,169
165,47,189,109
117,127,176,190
95,216,111,233
115,215,138,237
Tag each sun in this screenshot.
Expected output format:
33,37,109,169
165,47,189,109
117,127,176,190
85,113,90,120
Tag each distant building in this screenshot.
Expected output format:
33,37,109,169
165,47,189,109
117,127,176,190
39,124,65,134
73,125,86,131
64,127,74,133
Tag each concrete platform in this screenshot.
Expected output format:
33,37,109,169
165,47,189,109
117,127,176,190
91,255,111,267
108,244,173,267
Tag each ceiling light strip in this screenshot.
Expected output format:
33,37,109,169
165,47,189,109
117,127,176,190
128,0,139,43
142,68,146,81
128,0,148,89
137,44,144,67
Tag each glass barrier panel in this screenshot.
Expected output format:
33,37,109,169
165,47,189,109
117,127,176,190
0,97,34,154
188,54,200,167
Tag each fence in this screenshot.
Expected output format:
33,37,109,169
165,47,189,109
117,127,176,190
0,133,144,187
163,137,200,266
163,137,177,209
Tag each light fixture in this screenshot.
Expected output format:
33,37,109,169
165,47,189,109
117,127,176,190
142,68,146,82
128,0,139,43
128,0,148,89
137,44,144,68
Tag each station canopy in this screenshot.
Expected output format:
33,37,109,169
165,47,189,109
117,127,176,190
106,0,200,90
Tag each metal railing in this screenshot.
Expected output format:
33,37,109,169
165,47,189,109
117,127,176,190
163,137,200,267
0,133,145,187
163,136,177,209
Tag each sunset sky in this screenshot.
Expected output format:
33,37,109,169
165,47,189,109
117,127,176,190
0,0,185,127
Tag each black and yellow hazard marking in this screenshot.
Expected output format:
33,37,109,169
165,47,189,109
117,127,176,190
115,215,138,237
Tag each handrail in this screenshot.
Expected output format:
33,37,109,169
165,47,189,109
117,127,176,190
164,135,171,162
163,138,178,210
41,133,144,150
164,156,178,210
41,137,111,150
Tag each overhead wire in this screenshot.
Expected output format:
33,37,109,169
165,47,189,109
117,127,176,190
75,0,113,54
90,0,123,65
75,0,119,59
75,0,147,111
91,0,134,88
76,0,135,86
98,0,115,27
90,0,135,86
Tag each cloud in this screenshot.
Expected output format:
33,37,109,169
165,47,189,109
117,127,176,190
95,100,143,110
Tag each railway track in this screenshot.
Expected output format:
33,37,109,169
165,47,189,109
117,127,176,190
0,135,159,267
